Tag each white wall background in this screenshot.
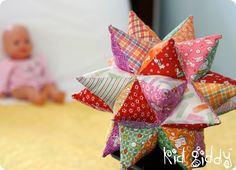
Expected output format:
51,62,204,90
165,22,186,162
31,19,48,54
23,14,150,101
154,0,236,79
3,0,235,101
0,0,130,99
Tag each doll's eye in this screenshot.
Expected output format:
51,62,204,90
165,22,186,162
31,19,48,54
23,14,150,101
14,40,19,46
24,39,30,44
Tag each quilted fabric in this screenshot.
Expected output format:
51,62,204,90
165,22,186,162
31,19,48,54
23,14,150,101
74,11,236,170
128,11,161,45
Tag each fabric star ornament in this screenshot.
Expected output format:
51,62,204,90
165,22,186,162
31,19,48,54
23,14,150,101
73,11,236,170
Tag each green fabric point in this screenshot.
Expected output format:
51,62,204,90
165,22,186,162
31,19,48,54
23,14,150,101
119,124,157,169
194,42,219,81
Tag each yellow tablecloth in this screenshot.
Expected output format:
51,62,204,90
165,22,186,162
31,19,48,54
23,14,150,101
0,102,235,170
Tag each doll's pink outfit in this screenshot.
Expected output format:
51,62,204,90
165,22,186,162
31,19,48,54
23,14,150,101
0,56,52,94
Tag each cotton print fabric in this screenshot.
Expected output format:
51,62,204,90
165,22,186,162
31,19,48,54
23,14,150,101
128,11,161,45
176,35,222,81
138,39,185,78
163,16,195,42
72,89,112,112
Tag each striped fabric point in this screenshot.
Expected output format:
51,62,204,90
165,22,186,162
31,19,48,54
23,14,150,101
77,76,134,108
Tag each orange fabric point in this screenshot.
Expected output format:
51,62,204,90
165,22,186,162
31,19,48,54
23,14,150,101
138,39,183,79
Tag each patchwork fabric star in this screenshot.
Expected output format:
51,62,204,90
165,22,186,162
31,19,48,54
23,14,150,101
73,11,236,170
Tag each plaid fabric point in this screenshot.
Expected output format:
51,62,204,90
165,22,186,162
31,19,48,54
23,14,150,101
194,82,236,109
173,16,195,42
128,11,161,45
109,26,152,73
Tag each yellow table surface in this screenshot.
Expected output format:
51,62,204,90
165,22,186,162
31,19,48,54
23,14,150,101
0,102,235,170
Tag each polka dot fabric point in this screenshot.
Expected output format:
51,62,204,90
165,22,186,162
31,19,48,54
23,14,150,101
72,89,112,112
114,80,159,124
196,71,236,85
138,39,184,78
119,124,158,168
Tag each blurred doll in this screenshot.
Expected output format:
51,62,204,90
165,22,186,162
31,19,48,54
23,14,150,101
0,25,65,105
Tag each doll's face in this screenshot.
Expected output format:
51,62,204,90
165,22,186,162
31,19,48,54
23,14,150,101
3,25,33,60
